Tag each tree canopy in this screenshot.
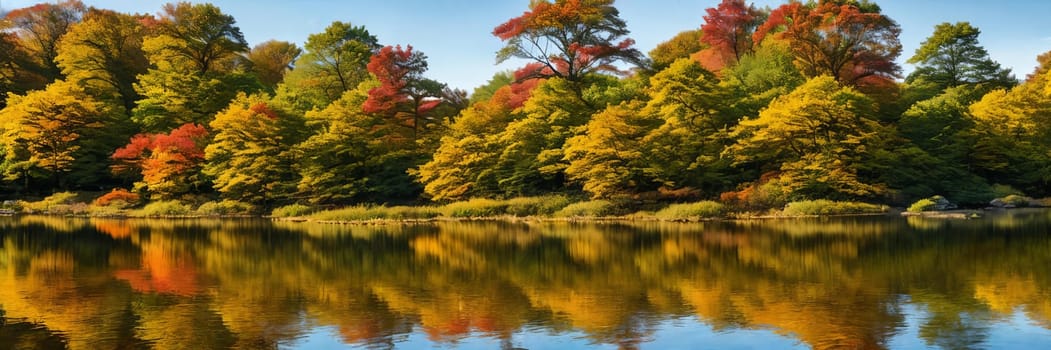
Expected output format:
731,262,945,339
0,0,1044,210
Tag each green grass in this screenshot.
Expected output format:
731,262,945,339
554,200,617,217
196,200,257,215
783,200,888,216
271,204,315,218
504,195,574,216
441,198,508,218
310,205,440,221
135,200,193,217
20,192,82,214
654,201,726,220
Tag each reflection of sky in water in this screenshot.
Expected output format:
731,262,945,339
291,309,1051,349
887,301,1051,349
289,316,809,349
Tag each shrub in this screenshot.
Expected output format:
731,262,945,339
505,195,573,216
783,200,887,216
271,204,315,218
21,192,82,214
311,205,379,221
442,198,508,218
994,194,1035,208
88,205,125,217
990,184,1023,198
137,200,193,217
196,200,256,216
93,189,140,208
384,206,442,220
305,205,440,221
654,201,726,220
720,175,788,210
907,198,936,213
554,200,617,217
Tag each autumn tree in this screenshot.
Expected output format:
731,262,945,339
722,40,805,118
3,0,87,82
638,59,736,195
363,45,447,140
416,81,535,201
282,21,379,109
246,40,301,89
133,2,262,132
754,0,901,86
564,101,658,199
55,9,149,114
728,76,888,199
111,123,208,199
493,0,646,82
697,0,764,72
295,82,381,204
967,74,1051,196
144,2,247,74
648,29,704,72
907,22,1015,91
0,81,109,189
204,94,306,206
0,26,41,108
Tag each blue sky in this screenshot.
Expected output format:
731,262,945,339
3,0,1049,91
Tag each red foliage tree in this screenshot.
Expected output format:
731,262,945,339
363,45,445,139
753,0,901,85
699,0,763,71
111,123,208,198
493,0,645,82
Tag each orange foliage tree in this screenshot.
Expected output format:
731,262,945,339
754,0,901,86
111,123,208,199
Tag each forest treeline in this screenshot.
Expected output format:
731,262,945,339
1,0,1049,212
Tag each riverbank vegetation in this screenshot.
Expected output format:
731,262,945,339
2,0,1050,220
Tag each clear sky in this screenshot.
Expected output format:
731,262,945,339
3,0,1049,91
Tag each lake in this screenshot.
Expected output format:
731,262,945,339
2,211,1051,349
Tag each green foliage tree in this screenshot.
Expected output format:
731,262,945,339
968,75,1051,196
907,22,1015,90
282,21,379,109
55,9,149,114
729,76,888,199
639,59,736,195
492,78,603,196
144,2,248,74
132,2,261,132
564,101,659,199
205,94,306,207
722,40,805,118
0,81,112,190
417,80,537,201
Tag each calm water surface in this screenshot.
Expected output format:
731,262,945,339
2,211,1051,349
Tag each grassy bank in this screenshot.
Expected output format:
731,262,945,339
19,191,1027,224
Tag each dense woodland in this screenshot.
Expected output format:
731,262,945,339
0,0,1049,211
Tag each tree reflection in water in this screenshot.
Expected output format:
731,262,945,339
0,211,1050,349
